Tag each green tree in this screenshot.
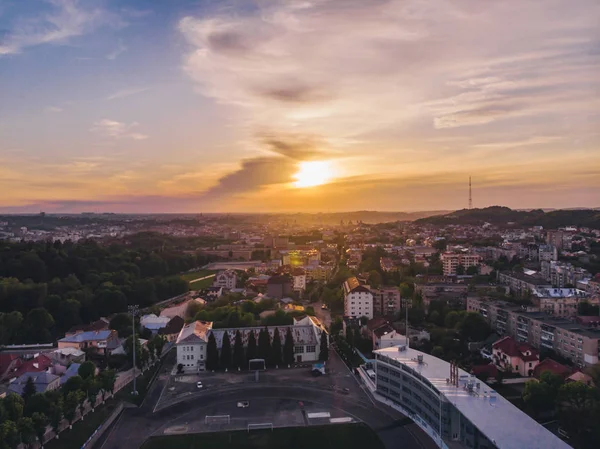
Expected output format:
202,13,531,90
23,308,55,343
24,393,52,418
458,312,490,341
0,420,20,449
17,417,36,449
368,270,382,288
48,397,63,439
0,311,23,345
523,380,554,417
77,361,96,380
98,370,116,402
153,334,166,359
431,346,444,358
346,328,355,347
271,328,282,366
330,316,342,336
246,331,257,364
231,331,244,370
466,266,479,275
31,412,48,447
86,378,101,410
456,264,465,275
63,391,82,428
22,377,37,403
319,331,329,361
63,376,84,395
283,327,295,366
3,394,24,422
557,381,600,443
206,333,219,370
258,327,271,363
220,332,232,369
429,310,441,326
444,311,461,329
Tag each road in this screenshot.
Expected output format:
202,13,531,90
97,351,435,449
188,274,215,285
313,300,332,328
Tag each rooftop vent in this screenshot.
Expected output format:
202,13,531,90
417,354,424,364
398,345,407,352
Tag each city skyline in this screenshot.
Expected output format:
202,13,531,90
1,0,599,213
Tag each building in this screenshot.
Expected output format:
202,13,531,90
176,320,214,372
304,264,333,282
497,270,552,296
532,358,572,380
371,323,405,350
440,252,481,276
8,372,60,395
372,287,402,316
343,277,374,319
213,270,237,290
266,275,293,299
491,336,539,377
546,230,566,250
538,244,558,262
292,268,307,292
140,314,171,332
49,347,85,366
160,298,205,320
541,261,590,288
380,257,398,272
57,329,120,355
467,297,600,367
158,316,185,343
373,345,570,449
67,318,109,335
532,287,593,317
176,316,326,372
198,286,223,301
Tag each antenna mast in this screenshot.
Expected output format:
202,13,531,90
468,176,473,209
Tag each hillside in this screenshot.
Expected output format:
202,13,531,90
415,206,600,228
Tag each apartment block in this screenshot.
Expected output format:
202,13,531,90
497,270,551,296
541,261,590,288
343,277,374,319
372,287,402,316
440,252,481,276
532,287,594,318
467,297,600,367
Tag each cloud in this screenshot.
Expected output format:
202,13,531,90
179,0,600,147
106,39,126,60
91,119,148,140
44,105,63,113
106,87,149,100
0,0,113,56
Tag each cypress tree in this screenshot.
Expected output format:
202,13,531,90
283,327,295,366
271,327,282,366
233,330,245,369
258,327,271,362
319,331,329,361
246,331,257,364
220,332,232,369
206,333,219,370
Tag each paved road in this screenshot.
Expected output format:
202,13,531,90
313,300,332,328
188,274,215,285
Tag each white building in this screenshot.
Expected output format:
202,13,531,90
176,316,327,372
140,314,170,332
292,268,307,292
372,324,406,350
213,270,237,290
176,320,213,372
440,252,481,276
343,277,374,319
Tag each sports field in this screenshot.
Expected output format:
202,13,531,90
140,424,384,449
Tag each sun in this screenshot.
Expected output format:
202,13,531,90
293,161,333,188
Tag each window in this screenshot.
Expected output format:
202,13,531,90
191,355,194,360
306,345,316,352
200,354,204,360
295,346,305,353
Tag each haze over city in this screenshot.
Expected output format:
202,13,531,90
1,0,599,213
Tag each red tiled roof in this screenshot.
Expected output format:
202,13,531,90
11,354,53,379
471,364,498,378
492,336,539,360
533,358,572,379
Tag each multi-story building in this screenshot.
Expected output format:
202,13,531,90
440,252,481,276
467,297,600,367
213,270,237,290
538,244,558,262
176,316,326,372
304,264,333,282
541,261,590,288
497,270,551,296
373,345,569,449
292,268,307,292
266,275,293,299
343,277,374,319
546,230,567,250
532,287,593,317
372,287,402,316
58,329,120,355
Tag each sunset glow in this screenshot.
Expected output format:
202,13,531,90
293,161,334,188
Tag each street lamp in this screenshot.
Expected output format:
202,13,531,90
128,304,139,395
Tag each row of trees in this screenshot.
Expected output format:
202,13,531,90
0,238,196,344
523,371,600,447
202,328,329,371
0,362,117,449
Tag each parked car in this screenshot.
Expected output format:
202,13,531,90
237,401,250,408
197,381,203,389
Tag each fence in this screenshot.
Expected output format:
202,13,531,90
81,403,124,449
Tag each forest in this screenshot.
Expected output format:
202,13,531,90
0,237,211,344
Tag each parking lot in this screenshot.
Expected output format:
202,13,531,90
155,350,366,412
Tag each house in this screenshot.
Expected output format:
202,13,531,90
566,371,595,386
0,354,20,382
343,277,374,319
266,275,293,299
8,372,60,395
492,336,540,377
372,324,405,350
158,316,185,343
59,363,82,385
49,347,85,366
213,270,237,290
198,286,223,302
8,354,53,380
292,268,307,292
58,329,120,355
532,358,572,380
176,321,214,372
66,318,109,336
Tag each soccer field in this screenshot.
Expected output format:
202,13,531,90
140,424,385,449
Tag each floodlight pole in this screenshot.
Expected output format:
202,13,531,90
128,304,139,395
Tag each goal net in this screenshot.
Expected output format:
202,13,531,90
205,415,231,425
247,423,273,432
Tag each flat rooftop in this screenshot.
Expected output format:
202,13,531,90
375,346,571,449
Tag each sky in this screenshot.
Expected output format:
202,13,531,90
0,0,599,213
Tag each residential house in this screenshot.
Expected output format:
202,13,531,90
8,372,60,395
343,277,374,319
532,358,572,380
213,270,237,290
492,336,540,377
158,316,185,343
198,287,223,302
176,320,214,372
66,318,109,335
58,330,120,355
49,347,85,366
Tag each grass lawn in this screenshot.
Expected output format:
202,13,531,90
45,399,120,449
141,424,384,449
